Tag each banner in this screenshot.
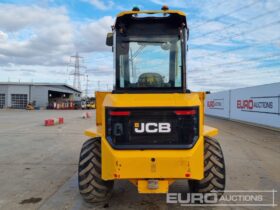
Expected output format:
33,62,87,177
230,83,280,128
205,83,280,129
205,91,230,119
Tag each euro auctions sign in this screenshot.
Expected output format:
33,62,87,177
205,91,230,118
207,99,224,109
205,83,280,129
230,83,280,129
236,97,279,114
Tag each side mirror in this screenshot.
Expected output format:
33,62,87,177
106,33,113,46
206,91,211,94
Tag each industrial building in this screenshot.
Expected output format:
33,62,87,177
0,82,82,109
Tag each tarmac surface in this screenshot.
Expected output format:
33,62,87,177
0,110,279,210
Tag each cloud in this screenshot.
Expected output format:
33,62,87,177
1,64,70,83
83,0,114,10
0,3,115,92
183,0,280,91
0,4,68,32
150,0,188,8
0,1,279,93
0,31,8,41
20,69,36,73
76,16,114,52
0,4,74,66
87,67,113,76
0,4,114,68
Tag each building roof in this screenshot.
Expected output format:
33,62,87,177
0,82,82,93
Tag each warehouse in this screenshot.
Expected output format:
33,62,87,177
0,82,82,109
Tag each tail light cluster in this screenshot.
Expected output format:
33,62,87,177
105,107,199,149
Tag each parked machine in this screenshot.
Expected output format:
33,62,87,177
86,101,96,109
26,102,35,110
78,6,225,203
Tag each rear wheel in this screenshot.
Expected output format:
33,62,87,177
78,138,114,203
189,137,225,199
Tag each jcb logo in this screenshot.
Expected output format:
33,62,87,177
134,122,171,133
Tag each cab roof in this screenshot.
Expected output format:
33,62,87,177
115,10,187,30
117,10,186,17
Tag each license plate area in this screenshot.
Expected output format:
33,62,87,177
148,179,159,189
138,180,169,193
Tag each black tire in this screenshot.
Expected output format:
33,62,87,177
78,138,114,203
189,137,225,199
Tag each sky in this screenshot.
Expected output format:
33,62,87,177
0,0,279,94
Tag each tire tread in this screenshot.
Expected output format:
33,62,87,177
78,138,113,203
189,137,226,199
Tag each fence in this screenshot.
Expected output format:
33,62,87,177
205,83,280,129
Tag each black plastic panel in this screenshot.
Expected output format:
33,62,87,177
105,107,199,150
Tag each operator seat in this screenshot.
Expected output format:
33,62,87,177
137,73,164,87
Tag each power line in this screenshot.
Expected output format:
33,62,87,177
85,75,89,97
205,70,280,81
68,52,86,90
190,36,280,60
189,66,280,82
186,0,228,18
191,0,259,30
190,20,280,45
205,54,280,68
191,7,280,40
86,65,113,75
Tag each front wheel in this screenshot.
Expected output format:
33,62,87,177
78,138,114,203
189,137,226,199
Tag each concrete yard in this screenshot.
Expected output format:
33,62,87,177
0,110,279,210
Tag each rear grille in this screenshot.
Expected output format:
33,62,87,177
105,107,199,149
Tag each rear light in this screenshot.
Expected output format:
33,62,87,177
107,110,129,141
110,111,131,116
174,110,196,115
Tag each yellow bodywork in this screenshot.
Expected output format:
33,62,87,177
85,92,219,193
117,10,186,18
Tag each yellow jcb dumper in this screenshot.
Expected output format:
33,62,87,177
78,6,225,203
